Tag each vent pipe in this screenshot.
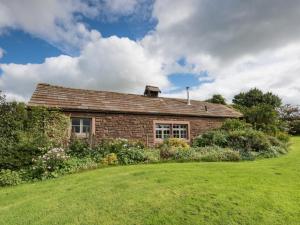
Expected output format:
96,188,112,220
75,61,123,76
186,87,191,105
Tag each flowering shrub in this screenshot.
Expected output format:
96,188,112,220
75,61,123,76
117,148,143,165
195,147,241,162
59,157,99,174
32,148,69,179
101,153,118,165
38,148,69,171
159,138,189,150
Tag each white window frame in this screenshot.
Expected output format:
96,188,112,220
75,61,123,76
153,120,190,143
155,124,171,139
172,124,188,139
71,117,92,137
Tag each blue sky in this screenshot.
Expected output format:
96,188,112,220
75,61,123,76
0,3,203,94
0,0,299,104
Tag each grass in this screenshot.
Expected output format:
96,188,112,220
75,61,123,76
0,138,300,225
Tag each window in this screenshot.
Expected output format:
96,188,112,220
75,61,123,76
172,124,188,139
155,122,189,141
155,124,171,139
71,118,91,136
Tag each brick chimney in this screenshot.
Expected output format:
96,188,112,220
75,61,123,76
144,85,161,97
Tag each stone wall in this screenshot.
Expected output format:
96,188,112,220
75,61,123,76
68,112,225,146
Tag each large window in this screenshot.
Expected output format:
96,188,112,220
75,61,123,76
155,122,189,141
71,118,91,136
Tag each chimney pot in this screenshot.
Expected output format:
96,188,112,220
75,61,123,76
186,87,191,105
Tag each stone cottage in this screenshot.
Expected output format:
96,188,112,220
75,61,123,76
28,83,242,146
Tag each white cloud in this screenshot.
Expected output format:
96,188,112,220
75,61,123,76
0,0,100,53
0,35,169,101
142,0,300,104
1,0,300,105
100,0,138,18
0,47,4,58
148,0,300,62
165,43,300,104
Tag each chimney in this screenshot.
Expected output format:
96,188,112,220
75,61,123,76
144,85,161,97
186,87,191,105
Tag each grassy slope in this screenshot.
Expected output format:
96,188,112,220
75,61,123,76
0,138,300,225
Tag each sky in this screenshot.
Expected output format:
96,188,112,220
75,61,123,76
0,0,300,104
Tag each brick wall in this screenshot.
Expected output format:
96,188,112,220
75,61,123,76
68,112,225,146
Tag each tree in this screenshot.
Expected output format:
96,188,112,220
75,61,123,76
233,88,281,108
232,88,284,134
243,104,284,134
278,104,300,135
278,104,300,121
206,94,226,105
289,120,300,135
0,92,70,169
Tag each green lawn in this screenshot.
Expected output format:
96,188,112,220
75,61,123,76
1,138,300,225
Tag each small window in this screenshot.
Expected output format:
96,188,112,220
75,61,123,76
71,118,91,136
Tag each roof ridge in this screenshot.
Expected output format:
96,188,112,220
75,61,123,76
36,83,212,105
31,83,242,118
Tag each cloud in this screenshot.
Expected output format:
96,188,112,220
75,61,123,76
148,0,300,62
0,0,100,53
0,47,4,58
165,43,300,104
0,0,154,53
1,0,300,105
142,0,300,104
0,35,169,101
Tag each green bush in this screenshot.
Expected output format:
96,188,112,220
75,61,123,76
275,132,290,143
0,169,22,186
0,94,70,170
257,146,283,158
193,147,241,162
31,148,70,179
158,139,193,161
0,144,44,170
227,129,271,152
117,148,147,165
60,157,99,174
173,148,196,161
68,139,92,158
101,153,118,165
92,139,144,154
193,130,228,147
141,148,160,163
221,119,252,131
192,125,288,159
289,120,300,135
159,146,177,160
159,138,189,150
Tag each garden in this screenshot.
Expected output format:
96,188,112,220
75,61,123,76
0,88,299,187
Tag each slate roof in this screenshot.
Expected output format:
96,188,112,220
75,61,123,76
28,83,242,118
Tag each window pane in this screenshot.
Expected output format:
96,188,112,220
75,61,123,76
71,118,91,135
156,130,162,138
72,126,80,133
83,118,91,126
82,125,90,133
71,118,80,126
155,123,171,139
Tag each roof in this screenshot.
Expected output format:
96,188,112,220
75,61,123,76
28,83,242,118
